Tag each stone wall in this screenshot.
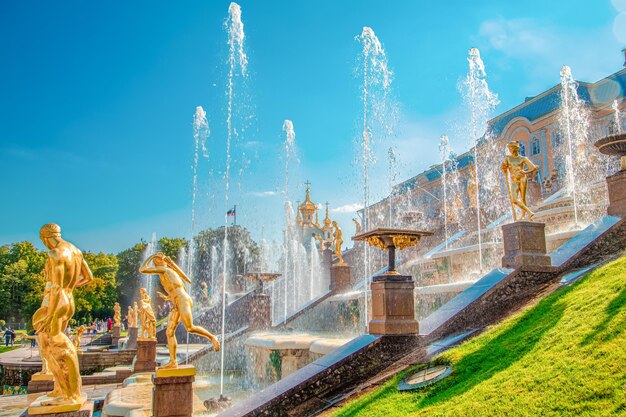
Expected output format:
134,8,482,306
221,335,424,417
78,350,136,374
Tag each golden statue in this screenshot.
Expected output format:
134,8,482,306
467,166,478,209
31,223,93,411
126,305,137,328
113,302,121,327
133,302,139,327
71,325,86,351
332,221,346,266
200,281,209,303
501,141,539,221
140,252,220,369
138,288,156,340
352,218,362,235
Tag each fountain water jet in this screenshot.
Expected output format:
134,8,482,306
219,1,248,399
356,26,394,329
460,48,499,273
613,99,623,134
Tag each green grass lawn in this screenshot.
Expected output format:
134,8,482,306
332,255,626,417
0,346,20,354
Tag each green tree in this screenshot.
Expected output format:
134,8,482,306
74,252,119,320
193,225,260,295
116,242,147,309
0,242,46,324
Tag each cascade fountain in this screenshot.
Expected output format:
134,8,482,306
356,26,393,328
219,1,248,399
558,65,601,228
460,47,499,273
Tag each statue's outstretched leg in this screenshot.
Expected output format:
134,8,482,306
179,300,220,352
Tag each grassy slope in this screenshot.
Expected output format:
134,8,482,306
332,256,626,417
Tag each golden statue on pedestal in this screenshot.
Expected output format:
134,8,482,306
140,253,220,369
71,325,86,351
332,221,346,266
138,288,156,340
30,224,93,412
113,302,121,327
501,141,539,221
126,305,138,328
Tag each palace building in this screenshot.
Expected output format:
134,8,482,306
361,55,626,233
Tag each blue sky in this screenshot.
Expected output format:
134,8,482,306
1,0,625,253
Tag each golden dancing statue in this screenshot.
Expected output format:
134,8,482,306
501,141,539,221
140,253,220,369
31,224,93,411
138,288,156,340
332,221,346,266
113,302,121,327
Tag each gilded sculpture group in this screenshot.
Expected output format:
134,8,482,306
30,141,533,412
31,224,221,412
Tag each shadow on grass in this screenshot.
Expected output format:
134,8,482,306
415,286,568,409
580,286,626,347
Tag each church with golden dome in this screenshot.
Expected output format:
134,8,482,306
296,181,336,250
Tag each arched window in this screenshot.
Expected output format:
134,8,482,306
531,138,541,155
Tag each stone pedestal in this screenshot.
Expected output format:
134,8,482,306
607,170,626,217
368,275,419,335
249,293,272,330
28,373,55,394
501,221,551,269
153,365,195,417
111,325,121,347
28,395,90,417
126,327,138,350
330,264,351,293
134,339,157,373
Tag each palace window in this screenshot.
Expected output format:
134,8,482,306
519,141,526,156
531,138,541,155
551,130,563,147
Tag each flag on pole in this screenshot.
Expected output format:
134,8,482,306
227,205,237,225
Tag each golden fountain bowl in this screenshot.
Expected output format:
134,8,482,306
245,272,282,285
352,228,433,251
595,133,626,158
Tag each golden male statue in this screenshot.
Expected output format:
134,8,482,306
32,223,93,408
332,221,346,266
501,141,539,221
140,252,220,369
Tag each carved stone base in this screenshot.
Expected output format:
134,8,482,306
27,395,90,417
134,339,157,373
330,264,351,293
126,327,138,350
111,326,121,347
607,170,626,217
369,275,419,335
153,365,195,417
501,221,551,269
249,293,272,330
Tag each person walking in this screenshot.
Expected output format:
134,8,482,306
3,328,11,347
